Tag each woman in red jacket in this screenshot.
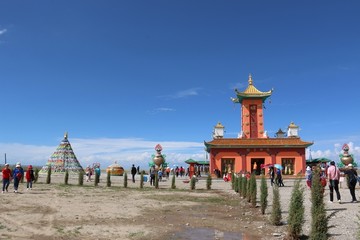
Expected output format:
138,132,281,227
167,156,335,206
2,163,12,193
25,165,35,190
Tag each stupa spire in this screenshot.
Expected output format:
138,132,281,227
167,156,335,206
248,73,253,85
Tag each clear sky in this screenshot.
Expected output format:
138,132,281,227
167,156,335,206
0,1,359,170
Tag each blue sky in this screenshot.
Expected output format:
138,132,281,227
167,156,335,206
0,1,359,170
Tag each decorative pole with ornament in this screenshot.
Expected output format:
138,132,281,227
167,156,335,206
338,143,356,168
152,144,165,168
151,144,167,188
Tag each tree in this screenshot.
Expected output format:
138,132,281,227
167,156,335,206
238,176,243,197
250,173,257,207
287,179,305,239
94,171,99,186
64,170,69,185
231,172,235,190
206,174,212,190
234,175,239,193
190,176,196,190
155,173,159,189
140,172,144,189
171,174,176,189
107,171,112,187
270,186,282,226
260,175,268,215
46,167,52,184
33,168,39,183
242,177,248,199
247,175,251,203
123,172,128,188
78,171,84,186
310,169,328,240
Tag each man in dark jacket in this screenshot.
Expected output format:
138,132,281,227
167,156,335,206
131,164,137,183
344,163,358,203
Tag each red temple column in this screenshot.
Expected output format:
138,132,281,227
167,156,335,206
241,154,246,172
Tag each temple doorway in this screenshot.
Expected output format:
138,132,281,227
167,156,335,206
251,158,264,175
282,158,295,175
221,158,235,175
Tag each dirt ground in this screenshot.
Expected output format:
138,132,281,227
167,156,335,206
0,174,359,240
0,174,277,240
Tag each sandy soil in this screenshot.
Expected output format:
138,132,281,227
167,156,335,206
0,174,359,240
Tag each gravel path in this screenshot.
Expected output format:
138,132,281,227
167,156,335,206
262,178,359,240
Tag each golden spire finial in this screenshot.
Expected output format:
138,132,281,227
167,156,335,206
248,73,253,85
64,132,68,139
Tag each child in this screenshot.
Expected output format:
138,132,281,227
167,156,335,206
26,165,35,190
158,169,163,182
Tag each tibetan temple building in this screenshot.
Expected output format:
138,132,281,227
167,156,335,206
205,74,313,177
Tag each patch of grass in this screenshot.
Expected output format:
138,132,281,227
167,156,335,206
0,223,6,230
147,194,227,204
128,231,145,238
56,226,83,237
55,226,65,233
74,226,83,234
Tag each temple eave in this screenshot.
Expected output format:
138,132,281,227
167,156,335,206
233,93,272,103
206,144,312,149
236,92,272,98
205,138,313,149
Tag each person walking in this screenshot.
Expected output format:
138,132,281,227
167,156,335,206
269,166,275,187
85,165,92,182
327,161,341,203
305,166,312,189
166,167,170,180
13,163,24,193
276,168,284,187
2,163,12,193
94,165,101,183
158,169,163,182
343,163,358,203
25,165,35,190
149,166,156,186
131,164,137,183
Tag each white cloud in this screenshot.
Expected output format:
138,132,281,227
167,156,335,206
337,65,350,71
0,138,205,170
231,82,246,91
147,107,175,114
0,29,7,35
174,88,200,98
156,107,175,112
159,88,201,99
6,137,358,171
307,141,360,165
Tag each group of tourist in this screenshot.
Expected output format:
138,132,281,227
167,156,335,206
2,162,35,193
148,166,170,186
305,161,358,203
268,166,284,187
85,165,101,182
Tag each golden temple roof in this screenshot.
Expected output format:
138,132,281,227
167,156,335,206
288,122,298,128
214,122,224,128
231,74,273,103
